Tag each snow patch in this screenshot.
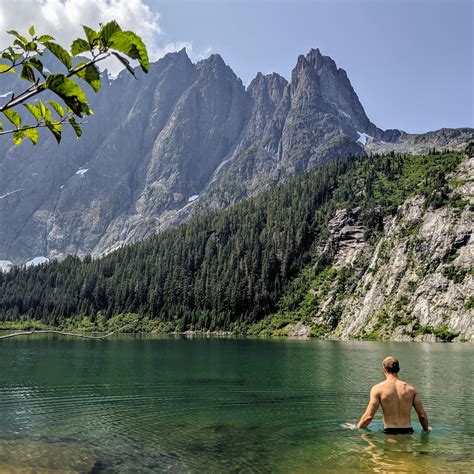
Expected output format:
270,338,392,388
0,260,13,272
60,185,64,189
76,168,89,176
176,195,201,214
357,131,373,145
0,189,22,199
25,256,49,267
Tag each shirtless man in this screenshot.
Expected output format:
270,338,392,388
345,356,431,434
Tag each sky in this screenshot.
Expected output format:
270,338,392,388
0,0,472,133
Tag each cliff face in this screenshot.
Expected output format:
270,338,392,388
282,156,474,341
1,49,473,265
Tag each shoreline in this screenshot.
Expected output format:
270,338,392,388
0,326,470,342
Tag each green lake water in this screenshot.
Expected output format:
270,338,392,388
0,336,472,472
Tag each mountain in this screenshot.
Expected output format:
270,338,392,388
1,48,472,265
0,149,472,341
252,151,474,342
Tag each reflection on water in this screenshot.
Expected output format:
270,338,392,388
358,431,473,473
0,336,472,472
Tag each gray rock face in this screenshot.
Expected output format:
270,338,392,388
365,128,474,155
279,49,365,174
311,157,474,342
1,48,473,264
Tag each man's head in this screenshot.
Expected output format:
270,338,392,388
383,356,400,375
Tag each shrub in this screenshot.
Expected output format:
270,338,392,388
442,265,467,283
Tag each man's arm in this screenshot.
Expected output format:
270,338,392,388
345,386,380,430
413,389,430,431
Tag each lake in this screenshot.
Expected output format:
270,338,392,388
0,336,472,472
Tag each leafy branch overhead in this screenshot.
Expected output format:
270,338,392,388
0,20,149,144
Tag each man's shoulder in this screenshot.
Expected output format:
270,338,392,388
399,379,416,392
371,381,385,392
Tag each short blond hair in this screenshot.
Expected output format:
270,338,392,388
383,356,400,373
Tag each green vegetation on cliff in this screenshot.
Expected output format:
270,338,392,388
0,150,466,334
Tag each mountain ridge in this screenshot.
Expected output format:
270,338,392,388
0,48,472,265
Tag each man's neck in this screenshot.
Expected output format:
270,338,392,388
385,373,399,381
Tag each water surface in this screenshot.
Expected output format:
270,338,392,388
0,336,472,472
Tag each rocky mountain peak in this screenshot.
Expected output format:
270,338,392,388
305,47,337,72
151,47,194,76
247,72,288,104
291,48,376,136
197,53,234,79
249,71,287,87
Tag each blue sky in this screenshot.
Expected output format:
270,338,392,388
149,0,472,133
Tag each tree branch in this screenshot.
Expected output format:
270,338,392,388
0,52,111,113
0,319,139,340
0,113,83,137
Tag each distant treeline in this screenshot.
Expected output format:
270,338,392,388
0,150,463,331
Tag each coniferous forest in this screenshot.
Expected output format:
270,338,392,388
0,150,465,333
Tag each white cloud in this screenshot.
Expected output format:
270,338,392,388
193,46,213,61
0,0,196,75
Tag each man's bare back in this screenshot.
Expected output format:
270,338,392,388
345,356,430,433
375,377,418,428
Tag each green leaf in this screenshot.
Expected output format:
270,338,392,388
68,117,82,138
37,100,52,121
109,30,149,73
24,41,37,52
24,103,42,121
6,48,22,62
111,52,135,77
23,127,39,145
83,26,98,46
70,38,90,57
0,120,3,132
13,130,24,145
0,64,14,73
13,39,25,49
38,100,47,117
6,30,28,43
29,57,46,77
75,61,101,92
3,109,21,128
45,42,72,70
38,34,54,43
48,100,65,117
7,47,19,58
20,64,36,82
29,25,35,36
100,20,122,46
46,121,62,144
46,74,92,117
